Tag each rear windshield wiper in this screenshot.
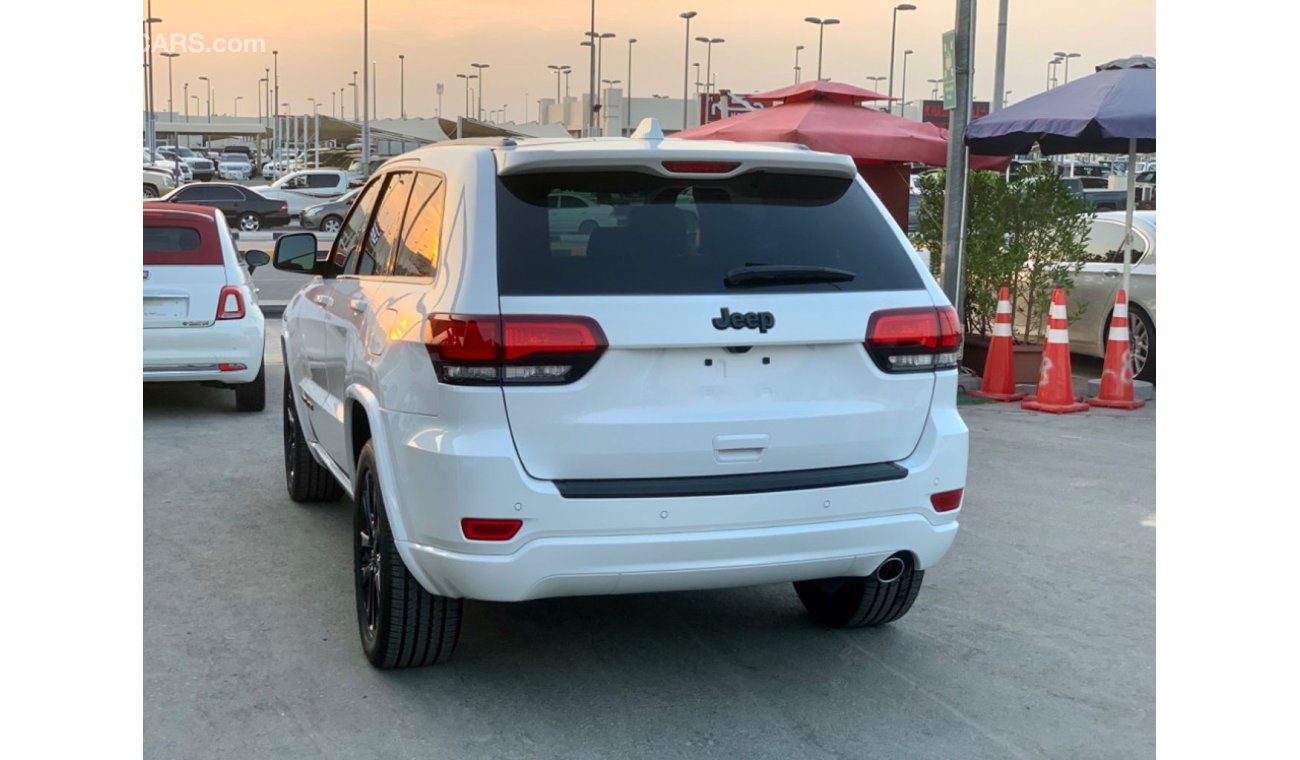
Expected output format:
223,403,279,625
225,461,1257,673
723,264,857,288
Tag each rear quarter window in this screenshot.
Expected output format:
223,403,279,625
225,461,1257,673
496,170,924,295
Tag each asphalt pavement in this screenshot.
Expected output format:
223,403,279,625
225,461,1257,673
143,324,1154,760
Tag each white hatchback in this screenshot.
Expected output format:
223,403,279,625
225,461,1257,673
143,203,269,411
273,119,969,668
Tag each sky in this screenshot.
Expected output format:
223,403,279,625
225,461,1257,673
144,0,1155,121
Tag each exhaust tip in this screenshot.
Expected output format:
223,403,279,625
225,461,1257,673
876,556,906,584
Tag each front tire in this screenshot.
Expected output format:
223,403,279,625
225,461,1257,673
282,372,343,502
354,442,463,668
794,556,924,628
1129,306,1156,384
321,215,343,233
143,184,159,198
234,361,266,412
239,212,262,232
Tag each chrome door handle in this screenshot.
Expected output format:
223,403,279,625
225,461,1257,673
349,299,368,314
313,294,334,307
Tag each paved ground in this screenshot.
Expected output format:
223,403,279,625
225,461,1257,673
144,327,1154,759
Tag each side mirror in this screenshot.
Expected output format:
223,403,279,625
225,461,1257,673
244,249,270,273
273,233,328,275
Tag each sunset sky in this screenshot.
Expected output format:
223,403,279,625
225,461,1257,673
144,1,1155,121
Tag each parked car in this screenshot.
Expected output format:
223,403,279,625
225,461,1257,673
143,202,269,411
1067,211,1156,383
548,190,617,236
1061,178,1130,212
143,167,177,198
158,145,216,181
155,182,291,231
344,156,390,184
270,125,968,667
299,187,359,233
217,152,253,180
145,148,192,183
249,169,351,215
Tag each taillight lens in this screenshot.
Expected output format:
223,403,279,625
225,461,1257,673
461,518,522,541
661,161,741,174
865,306,962,372
278,202,289,214
931,488,964,512
216,286,246,320
425,314,607,385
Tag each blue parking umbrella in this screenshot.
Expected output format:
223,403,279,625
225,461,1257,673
965,56,1155,294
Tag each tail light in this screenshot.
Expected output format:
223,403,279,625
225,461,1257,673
278,202,289,214
425,314,607,385
931,488,964,512
461,518,523,541
865,306,962,372
661,161,741,174
216,286,246,320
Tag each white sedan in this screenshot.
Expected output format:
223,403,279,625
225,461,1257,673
248,169,351,216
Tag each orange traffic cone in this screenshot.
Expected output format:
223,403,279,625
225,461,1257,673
969,286,1024,401
1087,289,1146,409
1021,288,1089,414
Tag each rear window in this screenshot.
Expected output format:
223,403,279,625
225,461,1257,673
143,224,222,265
495,170,923,295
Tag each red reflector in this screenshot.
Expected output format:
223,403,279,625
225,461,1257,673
661,161,741,174
868,307,960,350
461,518,522,541
216,286,245,320
501,316,606,361
931,488,964,512
217,363,247,372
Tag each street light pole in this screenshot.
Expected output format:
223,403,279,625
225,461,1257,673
235,95,243,117
680,11,697,130
587,0,597,137
161,52,179,122
145,5,160,154
362,0,370,176
399,54,406,118
900,49,913,119
601,79,621,135
627,38,637,133
794,45,804,84
694,37,724,98
372,60,378,119
352,71,358,121
184,82,190,123
888,4,917,116
472,63,490,121
993,0,1009,112
1053,51,1081,84
804,17,840,82
198,75,211,123
927,77,942,99
456,73,477,119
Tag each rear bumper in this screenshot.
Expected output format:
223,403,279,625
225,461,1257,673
374,375,968,602
143,315,265,384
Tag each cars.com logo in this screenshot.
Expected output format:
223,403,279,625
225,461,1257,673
145,33,267,55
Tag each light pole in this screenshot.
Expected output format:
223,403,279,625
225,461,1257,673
1053,51,1081,84
399,54,406,118
160,52,179,121
332,91,336,118
272,49,278,118
794,45,805,84
887,4,917,115
258,78,268,124
1048,57,1062,89
264,67,271,125
198,75,211,122
190,95,199,123
456,73,477,119
372,60,378,119
564,68,572,100
144,8,161,154
867,75,886,94
184,82,190,123
235,96,244,117
694,62,701,100
680,11,697,129
362,0,369,173
804,17,840,82
351,71,358,120
900,49,913,119
437,83,444,118
694,37,724,98
1004,89,1012,105
586,0,597,137
471,62,489,121
626,38,637,132
308,97,318,116
548,64,570,122
927,77,942,99
601,79,621,135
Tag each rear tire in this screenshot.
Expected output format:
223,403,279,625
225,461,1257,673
234,362,266,412
239,212,262,232
321,215,343,233
282,372,343,502
1130,306,1156,384
578,220,598,236
143,184,159,198
354,441,463,668
794,556,924,628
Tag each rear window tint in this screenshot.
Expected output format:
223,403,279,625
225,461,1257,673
496,171,923,295
143,223,222,265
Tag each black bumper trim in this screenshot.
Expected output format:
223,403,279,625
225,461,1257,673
554,462,909,499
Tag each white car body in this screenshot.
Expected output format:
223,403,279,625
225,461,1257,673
144,149,191,183
250,169,351,215
143,204,265,391
276,128,967,605
547,190,617,236
217,154,253,180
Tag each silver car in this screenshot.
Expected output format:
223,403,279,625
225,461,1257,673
1069,211,1156,382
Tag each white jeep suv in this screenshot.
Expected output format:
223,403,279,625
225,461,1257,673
272,120,968,668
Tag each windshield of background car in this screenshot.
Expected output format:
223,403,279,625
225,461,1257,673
496,170,924,295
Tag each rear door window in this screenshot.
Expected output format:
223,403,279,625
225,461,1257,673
392,173,445,279
333,178,385,270
351,171,413,277
496,170,923,295
306,173,339,189
143,224,222,265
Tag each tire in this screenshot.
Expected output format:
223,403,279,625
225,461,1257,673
1129,305,1156,384
282,372,343,502
578,220,598,236
354,441,463,668
239,212,262,232
794,555,924,628
321,215,343,233
143,184,159,198
234,361,266,412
